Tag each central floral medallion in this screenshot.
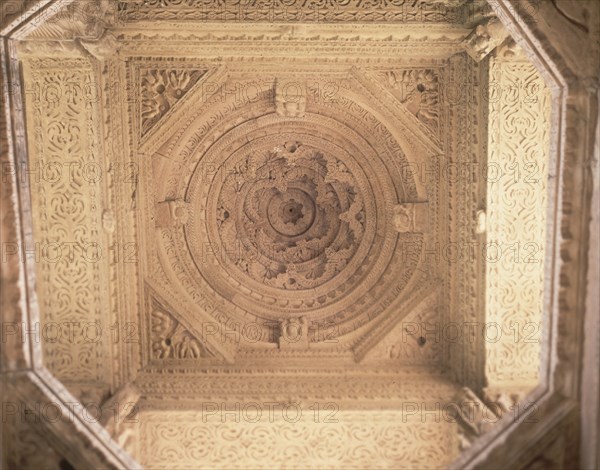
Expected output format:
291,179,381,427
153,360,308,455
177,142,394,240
175,109,419,329
213,141,365,291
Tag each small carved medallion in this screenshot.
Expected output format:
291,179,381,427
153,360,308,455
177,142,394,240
392,202,429,233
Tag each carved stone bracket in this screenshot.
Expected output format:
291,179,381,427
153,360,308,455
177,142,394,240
482,386,527,419
392,202,429,233
155,199,189,227
100,383,141,453
275,79,306,118
278,317,309,349
463,17,511,62
450,387,499,450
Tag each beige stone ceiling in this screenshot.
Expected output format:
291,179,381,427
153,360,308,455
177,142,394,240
17,1,488,380
5,0,594,468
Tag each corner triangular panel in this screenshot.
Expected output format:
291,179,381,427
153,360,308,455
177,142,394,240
361,305,441,366
149,295,214,360
373,69,440,138
140,68,208,137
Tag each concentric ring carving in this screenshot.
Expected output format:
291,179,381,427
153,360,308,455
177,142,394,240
156,91,425,342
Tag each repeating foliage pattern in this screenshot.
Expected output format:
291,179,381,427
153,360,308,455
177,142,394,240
4,405,63,469
444,54,486,388
140,410,459,469
150,295,213,359
24,59,107,383
376,68,440,137
485,59,551,385
136,372,459,403
117,0,481,24
141,68,207,136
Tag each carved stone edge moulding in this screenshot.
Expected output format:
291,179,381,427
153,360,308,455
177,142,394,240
451,0,599,468
1,1,598,469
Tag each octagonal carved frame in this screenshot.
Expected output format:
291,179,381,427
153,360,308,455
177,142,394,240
452,1,599,468
0,0,598,468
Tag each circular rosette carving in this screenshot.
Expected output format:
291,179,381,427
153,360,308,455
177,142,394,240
161,96,424,341
214,141,365,291
185,120,394,323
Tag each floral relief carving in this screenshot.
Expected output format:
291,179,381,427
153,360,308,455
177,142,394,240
5,0,598,467
485,58,551,386
23,59,106,383
214,144,365,291
377,68,440,137
140,410,459,469
150,297,213,360
141,68,207,137
117,0,483,24
159,85,427,345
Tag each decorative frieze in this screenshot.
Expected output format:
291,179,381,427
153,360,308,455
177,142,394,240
21,58,109,385
485,54,551,387
138,409,460,469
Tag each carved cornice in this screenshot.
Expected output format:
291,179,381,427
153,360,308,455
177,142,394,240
134,369,458,405
115,0,485,25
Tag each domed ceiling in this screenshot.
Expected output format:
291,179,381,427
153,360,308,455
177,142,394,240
3,0,594,468
144,67,439,360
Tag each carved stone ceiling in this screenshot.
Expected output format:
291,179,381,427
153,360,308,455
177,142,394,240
3,0,573,468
